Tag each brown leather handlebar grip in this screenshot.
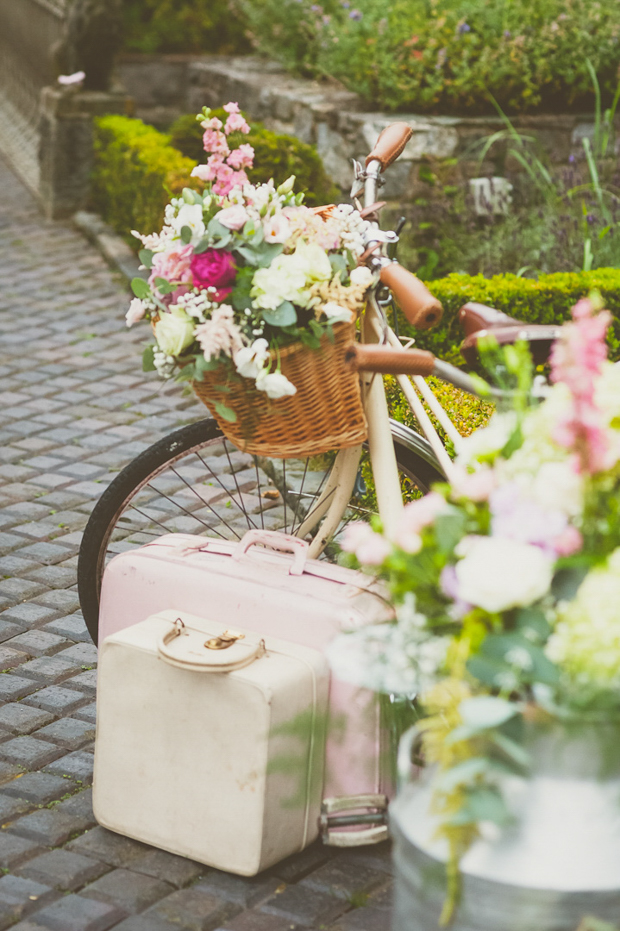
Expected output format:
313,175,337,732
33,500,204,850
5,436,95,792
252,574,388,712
365,122,413,171
380,263,443,330
344,343,436,377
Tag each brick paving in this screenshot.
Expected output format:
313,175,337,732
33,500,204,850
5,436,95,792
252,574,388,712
0,158,393,931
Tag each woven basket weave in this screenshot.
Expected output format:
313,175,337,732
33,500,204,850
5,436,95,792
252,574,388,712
192,321,367,458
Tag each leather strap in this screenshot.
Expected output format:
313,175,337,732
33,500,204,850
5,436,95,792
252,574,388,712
157,617,265,673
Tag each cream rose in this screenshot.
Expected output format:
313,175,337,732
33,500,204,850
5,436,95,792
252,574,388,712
255,370,297,399
154,308,195,358
454,536,553,613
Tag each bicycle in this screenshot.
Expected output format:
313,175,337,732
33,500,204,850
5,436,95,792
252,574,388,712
78,122,561,645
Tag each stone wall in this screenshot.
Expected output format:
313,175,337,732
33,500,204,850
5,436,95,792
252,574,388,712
119,54,605,204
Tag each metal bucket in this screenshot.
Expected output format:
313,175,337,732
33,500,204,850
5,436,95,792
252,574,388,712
391,719,620,931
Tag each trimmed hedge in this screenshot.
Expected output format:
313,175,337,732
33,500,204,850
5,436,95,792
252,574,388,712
168,113,340,208
92,116,198,244
414,270,620,364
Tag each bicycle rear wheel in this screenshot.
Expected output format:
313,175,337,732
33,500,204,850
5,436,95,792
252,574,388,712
77,418,444,644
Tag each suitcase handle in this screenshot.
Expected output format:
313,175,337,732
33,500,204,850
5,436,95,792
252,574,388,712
157,617,265,672
233,529,309,576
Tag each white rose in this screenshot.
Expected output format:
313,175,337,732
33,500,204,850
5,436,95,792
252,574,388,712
217,205,250,231
455,536,553,613
321,302,353,323
234,338,270,379
292,241,333,283
170,204,205,245
251,256,307,310
349,265,374,288
125,298,146,328
255,370,297,399
154,307,195,358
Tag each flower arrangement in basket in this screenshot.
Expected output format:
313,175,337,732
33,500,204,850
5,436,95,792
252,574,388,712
127,102,375,457
328,295,620,919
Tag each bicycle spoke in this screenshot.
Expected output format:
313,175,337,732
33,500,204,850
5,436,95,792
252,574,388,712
290,458,310,536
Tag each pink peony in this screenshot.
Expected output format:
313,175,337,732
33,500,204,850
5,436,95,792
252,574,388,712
450,465,495,502
227,144,255,170
149,245,193,296
190,249,236,301
217,205,249,231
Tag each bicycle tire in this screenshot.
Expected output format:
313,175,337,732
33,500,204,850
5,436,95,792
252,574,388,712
78,418,444,645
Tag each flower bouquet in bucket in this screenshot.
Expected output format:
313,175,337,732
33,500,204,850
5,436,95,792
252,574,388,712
328,297,620,928
127,103,374,457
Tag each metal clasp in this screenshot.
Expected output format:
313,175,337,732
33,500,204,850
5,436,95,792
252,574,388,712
320,794,389,847
204,630,246,651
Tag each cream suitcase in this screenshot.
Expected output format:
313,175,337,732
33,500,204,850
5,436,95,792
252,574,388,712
93,609,329,875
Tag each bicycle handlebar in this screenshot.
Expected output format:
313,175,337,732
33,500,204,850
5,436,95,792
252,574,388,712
345,343,436,377
379,263,443,329
365,123,414,172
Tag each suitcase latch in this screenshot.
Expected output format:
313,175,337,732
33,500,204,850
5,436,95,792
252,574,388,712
204,630,246,651
320,794,389,847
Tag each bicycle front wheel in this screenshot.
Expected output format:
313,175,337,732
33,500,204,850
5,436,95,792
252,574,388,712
77,418,444,644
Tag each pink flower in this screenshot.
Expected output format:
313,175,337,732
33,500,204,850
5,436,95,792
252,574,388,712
203,129,229,156
227,143,255,170
393,492,448,553
217,205,250,231
190,249,236,301
213,168,248,197
191,164,212,183
450,465,495,502
223,102,240,114
225,112,250,135
552,526,583,557
148,245,193,297
341,523,390,565
550,298,612,474
202,116,223,131
194,304,244,362
263,214,292,244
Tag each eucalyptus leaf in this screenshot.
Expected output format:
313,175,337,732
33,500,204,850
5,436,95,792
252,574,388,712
489,730,531,770
234,244,259,265
142,345,156,372
153,277,177,296
552,566,589,601
329,252,348,281
138,249,154,269
459,696,519,731
214,401,237,423
515,607,551,642
434,508,467,553
466,655,510,688
180,225,193,245
193,237,212,254
255,243,285,268
131,277,151,300
449,786,512,826
262,301,297,327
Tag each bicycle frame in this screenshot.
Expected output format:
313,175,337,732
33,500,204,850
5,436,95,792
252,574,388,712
305,155,462,558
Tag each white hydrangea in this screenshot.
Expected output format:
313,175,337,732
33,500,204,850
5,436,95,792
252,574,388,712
546,551,620,693
327,593,448,695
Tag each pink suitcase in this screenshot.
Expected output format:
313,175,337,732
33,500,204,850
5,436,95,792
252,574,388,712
98,529,395,845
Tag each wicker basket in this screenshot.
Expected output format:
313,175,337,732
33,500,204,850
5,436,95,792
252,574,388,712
192,321,367,458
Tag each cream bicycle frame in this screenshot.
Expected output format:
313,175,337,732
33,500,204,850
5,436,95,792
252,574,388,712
304,159,460,558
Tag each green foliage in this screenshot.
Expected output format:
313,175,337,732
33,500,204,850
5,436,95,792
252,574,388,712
122,0,249,54
168,112,340,208
411,269,620,365
92,116,198,244
240,0,620,115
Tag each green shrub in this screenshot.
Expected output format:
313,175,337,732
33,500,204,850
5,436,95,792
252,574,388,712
92,116,198,244
413,269,620,364
122,0,249,54
168,112,340,207
240,0,620,115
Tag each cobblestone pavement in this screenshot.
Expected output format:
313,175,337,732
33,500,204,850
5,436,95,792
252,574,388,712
0,159,393,931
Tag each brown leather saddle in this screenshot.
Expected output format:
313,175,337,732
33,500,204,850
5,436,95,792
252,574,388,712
459,302,562,366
